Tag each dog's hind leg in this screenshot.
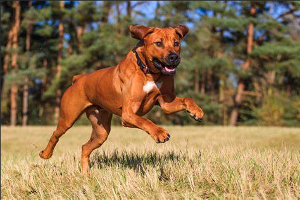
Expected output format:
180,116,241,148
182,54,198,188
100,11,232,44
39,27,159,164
39,85,91,159
81,107,112,175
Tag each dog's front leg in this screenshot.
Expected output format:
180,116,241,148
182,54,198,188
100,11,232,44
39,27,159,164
121,102,170,143
158,94,204,122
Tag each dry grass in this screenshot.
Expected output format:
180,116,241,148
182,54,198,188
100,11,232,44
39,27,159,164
1,126,300,199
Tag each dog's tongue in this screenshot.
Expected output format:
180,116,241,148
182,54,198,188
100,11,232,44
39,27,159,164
165,66,175,72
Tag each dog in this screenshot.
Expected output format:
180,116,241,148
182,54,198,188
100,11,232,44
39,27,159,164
39,25,204,174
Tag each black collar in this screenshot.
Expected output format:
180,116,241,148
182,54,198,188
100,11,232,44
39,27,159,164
132,48,150,74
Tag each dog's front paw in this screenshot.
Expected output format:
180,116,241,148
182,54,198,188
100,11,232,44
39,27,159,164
187,106,204,122
150,127,170,143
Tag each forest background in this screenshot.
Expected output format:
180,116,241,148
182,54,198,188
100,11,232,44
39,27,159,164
1,1,300,126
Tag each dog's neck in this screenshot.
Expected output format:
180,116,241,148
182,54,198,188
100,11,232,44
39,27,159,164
132,46,149,74
132,42,161,81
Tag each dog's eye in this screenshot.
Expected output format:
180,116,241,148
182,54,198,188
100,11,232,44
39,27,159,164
174,41,180,47
155,42,163,47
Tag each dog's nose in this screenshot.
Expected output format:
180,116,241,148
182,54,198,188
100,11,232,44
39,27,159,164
167,53,180,64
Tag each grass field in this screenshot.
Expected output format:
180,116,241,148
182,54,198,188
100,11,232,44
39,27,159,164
1,126,300,199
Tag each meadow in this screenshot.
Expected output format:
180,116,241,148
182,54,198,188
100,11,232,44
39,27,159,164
1,126,300,199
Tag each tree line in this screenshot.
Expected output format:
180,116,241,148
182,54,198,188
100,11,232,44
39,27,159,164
1,1,300,126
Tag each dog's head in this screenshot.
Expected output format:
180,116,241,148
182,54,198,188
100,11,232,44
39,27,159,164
129,25,189,75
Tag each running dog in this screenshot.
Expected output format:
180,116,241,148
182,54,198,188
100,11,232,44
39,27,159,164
39,25,204,174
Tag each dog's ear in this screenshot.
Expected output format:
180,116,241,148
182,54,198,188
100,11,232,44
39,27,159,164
129,25,154,40
174,25,189,38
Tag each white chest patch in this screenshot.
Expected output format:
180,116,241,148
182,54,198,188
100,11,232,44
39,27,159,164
143,81,162,93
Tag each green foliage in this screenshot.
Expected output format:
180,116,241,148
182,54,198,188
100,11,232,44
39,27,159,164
1,1,299,126
255,94,300,126
251,40,300,60
74,1,98,26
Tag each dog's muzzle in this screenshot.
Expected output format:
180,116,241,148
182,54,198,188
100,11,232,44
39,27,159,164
152,58,180,76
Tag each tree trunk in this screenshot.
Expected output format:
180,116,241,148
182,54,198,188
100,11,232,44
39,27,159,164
286,85,291,97
1,25,14,95
266,71,276,95
54,89,62,124
207,69,214,95
10,1,21,126
39,58,48,118
25,2,32,51
68,44,73,55
76,26,85,52
22,1,32,126
116,2,121,21
11,1,20,70
200,71,205,95
101,2,112,24
229,3,255,126
22,80,29,126
116,2,122,35
194,66,199,92
42,58,48,92
155,2,160,20
54,1,64,124
3,30,13,74
223,106,228,126
126,1,131,19
10,85,18,126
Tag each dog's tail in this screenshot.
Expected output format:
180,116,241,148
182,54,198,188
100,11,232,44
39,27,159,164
72,74,84,84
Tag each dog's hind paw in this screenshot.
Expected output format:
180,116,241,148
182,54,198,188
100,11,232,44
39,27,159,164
39,150,52,159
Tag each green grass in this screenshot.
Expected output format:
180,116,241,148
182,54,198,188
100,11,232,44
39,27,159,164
1,126,300,199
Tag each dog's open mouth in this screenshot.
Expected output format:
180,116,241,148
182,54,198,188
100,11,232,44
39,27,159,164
152,58,177,75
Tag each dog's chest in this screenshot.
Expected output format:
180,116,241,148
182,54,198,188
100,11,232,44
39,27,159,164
137,81,162,115
143,81,162,93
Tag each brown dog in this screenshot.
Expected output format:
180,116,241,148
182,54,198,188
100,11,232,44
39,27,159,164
39,25,204,174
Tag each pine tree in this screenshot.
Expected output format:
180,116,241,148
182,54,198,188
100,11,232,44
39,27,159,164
229,2,257,126
249,2,300,126
10,1,21,126
73,1,97,52
54,1,65,124
0,1,299,126
1,1,13,116
21,1,32,126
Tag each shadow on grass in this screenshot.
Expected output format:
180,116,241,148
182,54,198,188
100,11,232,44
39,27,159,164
90,150,185,178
